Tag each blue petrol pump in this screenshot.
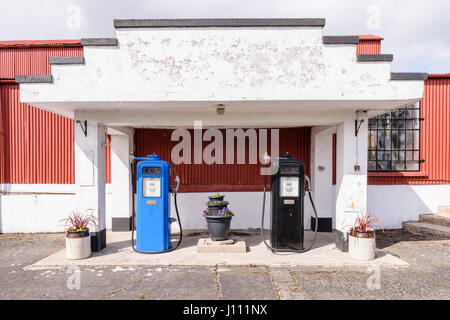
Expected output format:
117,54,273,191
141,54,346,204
130,155,182,254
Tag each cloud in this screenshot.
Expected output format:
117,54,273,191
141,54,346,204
0,0,448,73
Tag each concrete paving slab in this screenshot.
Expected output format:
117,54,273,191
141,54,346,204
102,267,219,300
24,230,408,270
217,266,277,300
197,238,247,253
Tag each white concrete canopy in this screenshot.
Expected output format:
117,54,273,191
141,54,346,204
18,19,424,127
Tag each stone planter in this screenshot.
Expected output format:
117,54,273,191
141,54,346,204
65,230,92,260
348,231,376,261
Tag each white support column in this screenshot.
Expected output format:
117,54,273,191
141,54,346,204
335,111,368,250
310,126,336,229
74,115,107,251
110,127,134,231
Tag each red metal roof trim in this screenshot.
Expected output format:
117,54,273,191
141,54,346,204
0,39,81,48
428,74,450,79
327,34,383,41
0,79,15,83
327,34,383,54
358,35,384,41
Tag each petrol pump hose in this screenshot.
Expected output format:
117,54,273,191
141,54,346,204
260,166,319,253
130,157,183,254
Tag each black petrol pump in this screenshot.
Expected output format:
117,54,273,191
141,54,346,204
271,154,305,250
261,153,318,253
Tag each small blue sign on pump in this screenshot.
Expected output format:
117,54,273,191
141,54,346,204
136,155,171,252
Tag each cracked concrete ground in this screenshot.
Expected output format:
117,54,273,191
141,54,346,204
0,230,449,300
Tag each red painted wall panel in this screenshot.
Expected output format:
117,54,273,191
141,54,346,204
135,128,311,192
368,76,450,185
0,41,87,184
0,84,74,183
357,40,382,55
357,35,382,55
105,134,112,184
0,84,113,184
0,41,83,78
332,133,337,185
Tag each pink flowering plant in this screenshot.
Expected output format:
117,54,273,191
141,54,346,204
60,210,98,233
349,212,384,236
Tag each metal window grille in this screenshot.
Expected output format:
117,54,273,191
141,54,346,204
368,102,423,172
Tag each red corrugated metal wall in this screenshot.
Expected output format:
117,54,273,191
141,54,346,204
0,83,4,181
0,84,74,183
368,76,450,185
105,134,112,184
357,40,381,54
0,84,113,183
332,133,337,185
0,43,83,78
0,41,112,184
135,128,311,192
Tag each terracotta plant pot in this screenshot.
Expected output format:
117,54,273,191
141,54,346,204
65,230,92,260
348,230,376,261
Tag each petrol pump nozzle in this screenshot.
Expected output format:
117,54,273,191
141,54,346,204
173,176,180,193
171,167,180,193
262,152,297,166
263,152,271,165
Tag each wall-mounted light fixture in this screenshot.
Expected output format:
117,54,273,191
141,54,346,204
76,120,87,137
354,110,367,136
216,104,225,115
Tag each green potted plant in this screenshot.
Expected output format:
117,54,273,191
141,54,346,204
60,210,97,260
202,193,234,241
348,212,384,261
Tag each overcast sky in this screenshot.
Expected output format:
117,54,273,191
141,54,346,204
0,0,449,73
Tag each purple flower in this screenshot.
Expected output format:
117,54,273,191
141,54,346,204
202,207,234,217
217,207,234,216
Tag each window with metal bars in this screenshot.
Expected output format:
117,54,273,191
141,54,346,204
368,102,422,172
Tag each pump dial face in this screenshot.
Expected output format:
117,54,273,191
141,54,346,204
280,166,299,174
143,177,161,197
280,176,299,197
142,167,161,175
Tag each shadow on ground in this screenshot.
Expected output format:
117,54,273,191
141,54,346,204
375,229,450,249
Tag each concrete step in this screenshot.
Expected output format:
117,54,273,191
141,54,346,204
403,221,450,238
437,206,450,218
420,214,450,227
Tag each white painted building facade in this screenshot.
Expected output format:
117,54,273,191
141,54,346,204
2,19,447,248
